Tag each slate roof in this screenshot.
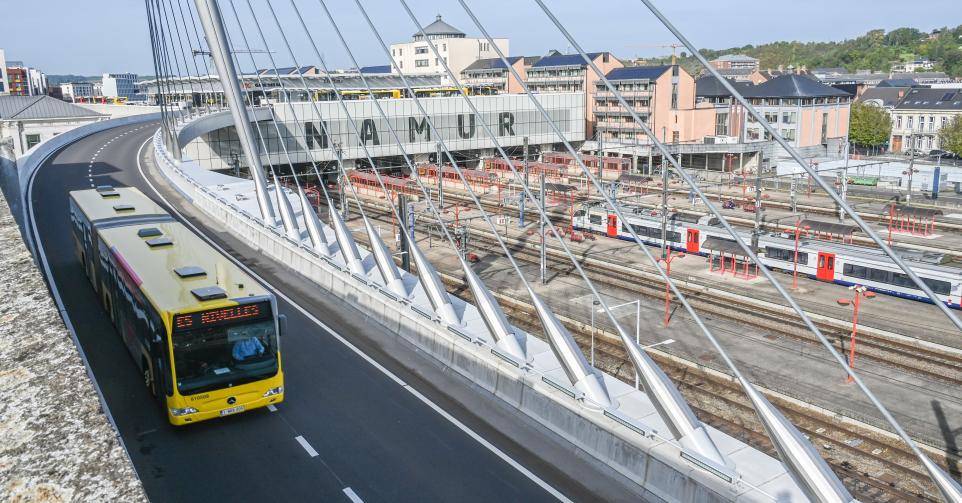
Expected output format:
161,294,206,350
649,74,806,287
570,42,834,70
605,65,671,81
857,87,910,108
462,56,522,72
0,95,105,121
894,87,962,111
877,78,917,88
413,15,464,38
531,52,605,68
717,68,756,77
743,74,851,98
694,76,755,97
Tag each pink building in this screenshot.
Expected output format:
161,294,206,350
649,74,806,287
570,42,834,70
594,65,715,145
526,52,623,137
460,56,540,94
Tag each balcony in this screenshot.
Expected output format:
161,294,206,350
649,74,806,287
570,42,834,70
595,89,652,98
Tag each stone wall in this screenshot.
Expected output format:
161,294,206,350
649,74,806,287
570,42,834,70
0,190,145,501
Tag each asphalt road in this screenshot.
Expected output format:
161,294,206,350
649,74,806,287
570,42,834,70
23,121,634,502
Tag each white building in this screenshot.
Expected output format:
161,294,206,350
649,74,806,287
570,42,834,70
890,87,962,153
102,73,138,99
27,68,47,96
61,82,95,101
0,49,8,95
0,95,105,157
892,59,934,73
389,15,508,82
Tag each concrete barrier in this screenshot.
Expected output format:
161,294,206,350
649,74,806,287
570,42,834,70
151,125,805,502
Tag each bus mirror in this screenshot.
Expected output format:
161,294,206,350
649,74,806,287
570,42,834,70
278,314,288,337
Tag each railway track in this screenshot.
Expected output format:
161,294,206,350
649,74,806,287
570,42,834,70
434,183,962,260
465,228,962,388
345,194,962,386
491,293,950,502
343,197,962,500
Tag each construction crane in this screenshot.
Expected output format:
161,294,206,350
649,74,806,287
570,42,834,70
623,43,683,65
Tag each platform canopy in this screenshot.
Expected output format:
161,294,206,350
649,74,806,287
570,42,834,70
891,205,943,218
799,219,859,236
703,237,751,257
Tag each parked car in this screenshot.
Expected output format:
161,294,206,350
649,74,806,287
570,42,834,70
905,148,927,157
929,149,954,159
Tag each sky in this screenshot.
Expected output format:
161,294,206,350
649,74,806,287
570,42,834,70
1,0,959,76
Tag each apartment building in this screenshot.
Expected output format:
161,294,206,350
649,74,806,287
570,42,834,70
389,15,508,81
460,56,539,94
889,87,962,152
709,54,759,72
526,52,622,136
594,65,714,144
740,74,852,151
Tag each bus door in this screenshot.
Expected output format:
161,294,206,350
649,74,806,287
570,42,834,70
816,252,836,281
607,215,618,237
686,229,700,254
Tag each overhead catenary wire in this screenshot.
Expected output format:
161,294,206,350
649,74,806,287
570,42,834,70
531,0,962,497
314,0,565,329
454,0,858,495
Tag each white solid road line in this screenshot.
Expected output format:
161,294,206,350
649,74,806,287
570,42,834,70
342,487,364,503
294,436,319,458
136,137,571,503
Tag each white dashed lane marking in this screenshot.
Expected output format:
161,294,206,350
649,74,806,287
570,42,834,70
294,436,319,458
343,487,364,503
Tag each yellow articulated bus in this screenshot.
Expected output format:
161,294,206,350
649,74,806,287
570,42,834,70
69,186,285,425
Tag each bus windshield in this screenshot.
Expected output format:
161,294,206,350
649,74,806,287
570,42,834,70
171,302,279,395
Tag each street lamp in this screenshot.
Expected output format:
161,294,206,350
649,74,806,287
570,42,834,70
655,252,685,327
589,299,601,366
836,285,876,383
793,220,811,290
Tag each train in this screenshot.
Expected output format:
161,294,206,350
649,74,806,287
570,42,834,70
573,204,962,308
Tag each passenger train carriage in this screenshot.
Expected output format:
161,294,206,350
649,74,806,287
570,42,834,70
69,186,286,425
573,204,962,308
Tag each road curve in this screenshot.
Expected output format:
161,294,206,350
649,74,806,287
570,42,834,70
24,121,641,503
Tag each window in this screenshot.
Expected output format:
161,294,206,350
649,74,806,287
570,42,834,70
943,117,948,129
764,112,778,123
589,214,602,225
907,116,913,129
918,115,924,131
782,112,796,124
25,134,41,149
896,115,902,129
442,43,446,51
672,131,679,143
398,48,402,56
781,128,796,141
415,46,428,55
415,59,429,68
766,246,808,265
929,116,935,132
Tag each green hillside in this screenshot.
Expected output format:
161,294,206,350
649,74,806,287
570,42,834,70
645,26,962,77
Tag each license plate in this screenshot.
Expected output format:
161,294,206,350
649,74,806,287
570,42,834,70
220,406,245,416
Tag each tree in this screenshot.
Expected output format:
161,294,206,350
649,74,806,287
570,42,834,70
848,102,892,147
939,116,962,155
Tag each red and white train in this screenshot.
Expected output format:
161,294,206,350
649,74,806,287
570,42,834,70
573,204,962,308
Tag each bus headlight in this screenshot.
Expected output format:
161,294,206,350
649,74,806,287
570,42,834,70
262,386,284,397
170,407,198,416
